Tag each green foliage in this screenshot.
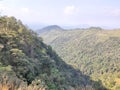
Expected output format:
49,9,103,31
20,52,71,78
41,27,120,90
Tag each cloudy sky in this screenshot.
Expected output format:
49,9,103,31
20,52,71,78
0,0,120,29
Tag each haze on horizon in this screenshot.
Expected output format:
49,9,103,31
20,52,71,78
0,0,120,29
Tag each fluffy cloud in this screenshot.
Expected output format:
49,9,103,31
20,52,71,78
64,5,79,15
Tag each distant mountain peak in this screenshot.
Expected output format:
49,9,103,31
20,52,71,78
42,25,63,30
37,25,63,34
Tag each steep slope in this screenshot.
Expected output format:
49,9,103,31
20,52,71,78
40,28,120,90
0,16,107,90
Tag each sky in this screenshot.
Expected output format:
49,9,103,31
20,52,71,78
0,0,120,29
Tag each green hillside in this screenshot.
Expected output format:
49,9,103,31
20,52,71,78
40,27,120,90
0,16,107,90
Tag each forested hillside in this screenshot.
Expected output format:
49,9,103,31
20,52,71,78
0,16,107,90
40,27,120,90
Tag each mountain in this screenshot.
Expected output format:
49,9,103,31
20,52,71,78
0,16,107,90
40,27,120,90
37,25,64,34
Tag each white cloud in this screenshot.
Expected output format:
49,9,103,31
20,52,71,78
103,8,120,17
0,4,8,11
111,9,120,16
20,7,29,13
64,5,79,15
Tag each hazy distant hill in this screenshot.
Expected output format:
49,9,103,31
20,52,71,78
37,25,64,34
40,27,120,90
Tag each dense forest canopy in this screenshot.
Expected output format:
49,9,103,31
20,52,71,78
40,27,120,90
